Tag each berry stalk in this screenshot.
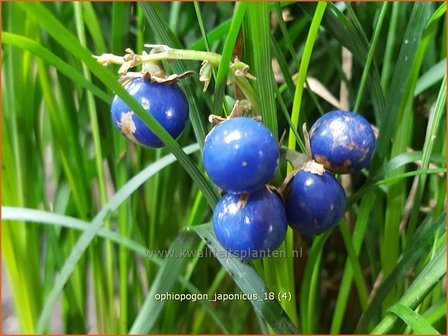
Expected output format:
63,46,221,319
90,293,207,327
94,44,259,112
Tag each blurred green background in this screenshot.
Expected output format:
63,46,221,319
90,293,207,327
2,2,446,334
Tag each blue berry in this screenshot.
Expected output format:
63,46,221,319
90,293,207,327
203,117,279,193
309,110,376,174
285,161,346,235
213,188,287,259
111,77,188,148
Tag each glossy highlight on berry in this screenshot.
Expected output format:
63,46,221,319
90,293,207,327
213,188,288,259
285,165,346,235
111,77,188,148
203,117,279,193
309,110,376,174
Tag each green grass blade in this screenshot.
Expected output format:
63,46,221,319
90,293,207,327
189,2,291,52
212,2,247,117
193,2,212,52
287,2,327,156
215,2,247,87
129,233,199,334
245,2,278,137
414,59,446,96
111,2,130,54
370,244,446,334
374,168,446,187
2,206,229,333
191,224,299,334
356,211,446,332
347,151,445,205
34,144,199,332
388,304,440,334
300,232,330,333
373,2,434,163
330,193,376,334
407,77,446,237
2,32,110,104
353,3,389,112
338,221,369,311
271,36,296,101
81,2,107,53
168,2,182,33
74,3,116,332
190,21,231,51
2,207,150,258
274,3,296,61
300,2,386,122
380,2,400,90
423,299,447,326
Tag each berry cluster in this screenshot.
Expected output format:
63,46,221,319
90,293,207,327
203,117,287,259
107,54,375,260
204,111,376,259
284,111,376,236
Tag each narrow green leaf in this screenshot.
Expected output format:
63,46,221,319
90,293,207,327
330,193,376,334
356,211,446,332
348,151,445,205
111,2,130,54
414,59,446,96
129,233,199,334
388,304,440,334
2,207,150,259
338,220,369,311
191,224,299,334
215,2,247,86
34,143,199,332
423,299,447,326
245,2,278,137
212,3,247,118
193,2,212,52
370,244,446,334
353,3,389,112
373,2,434,163
300,232,330,333
380,2,400,90
190,21,231,51
2,205,229,334
287,2,327,157
81,2,107,53
407,77,447,239
300,2,386,123
2,32,110,104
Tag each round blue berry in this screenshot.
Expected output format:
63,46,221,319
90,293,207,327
203,117,279,193
111,77,188,148
285,162,346,235
309,110,376,173
213,188,287,259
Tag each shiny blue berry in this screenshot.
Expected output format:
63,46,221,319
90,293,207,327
213,188,287,259
285,162,346,235
309,110,376,174
111,77,188,148
203,117,279,193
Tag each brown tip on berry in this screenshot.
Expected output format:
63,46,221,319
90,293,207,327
237,193,250,209
301,160,326,176
118,112,139,144
315,155,352,174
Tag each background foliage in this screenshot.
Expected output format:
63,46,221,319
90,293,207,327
2,2,446,334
